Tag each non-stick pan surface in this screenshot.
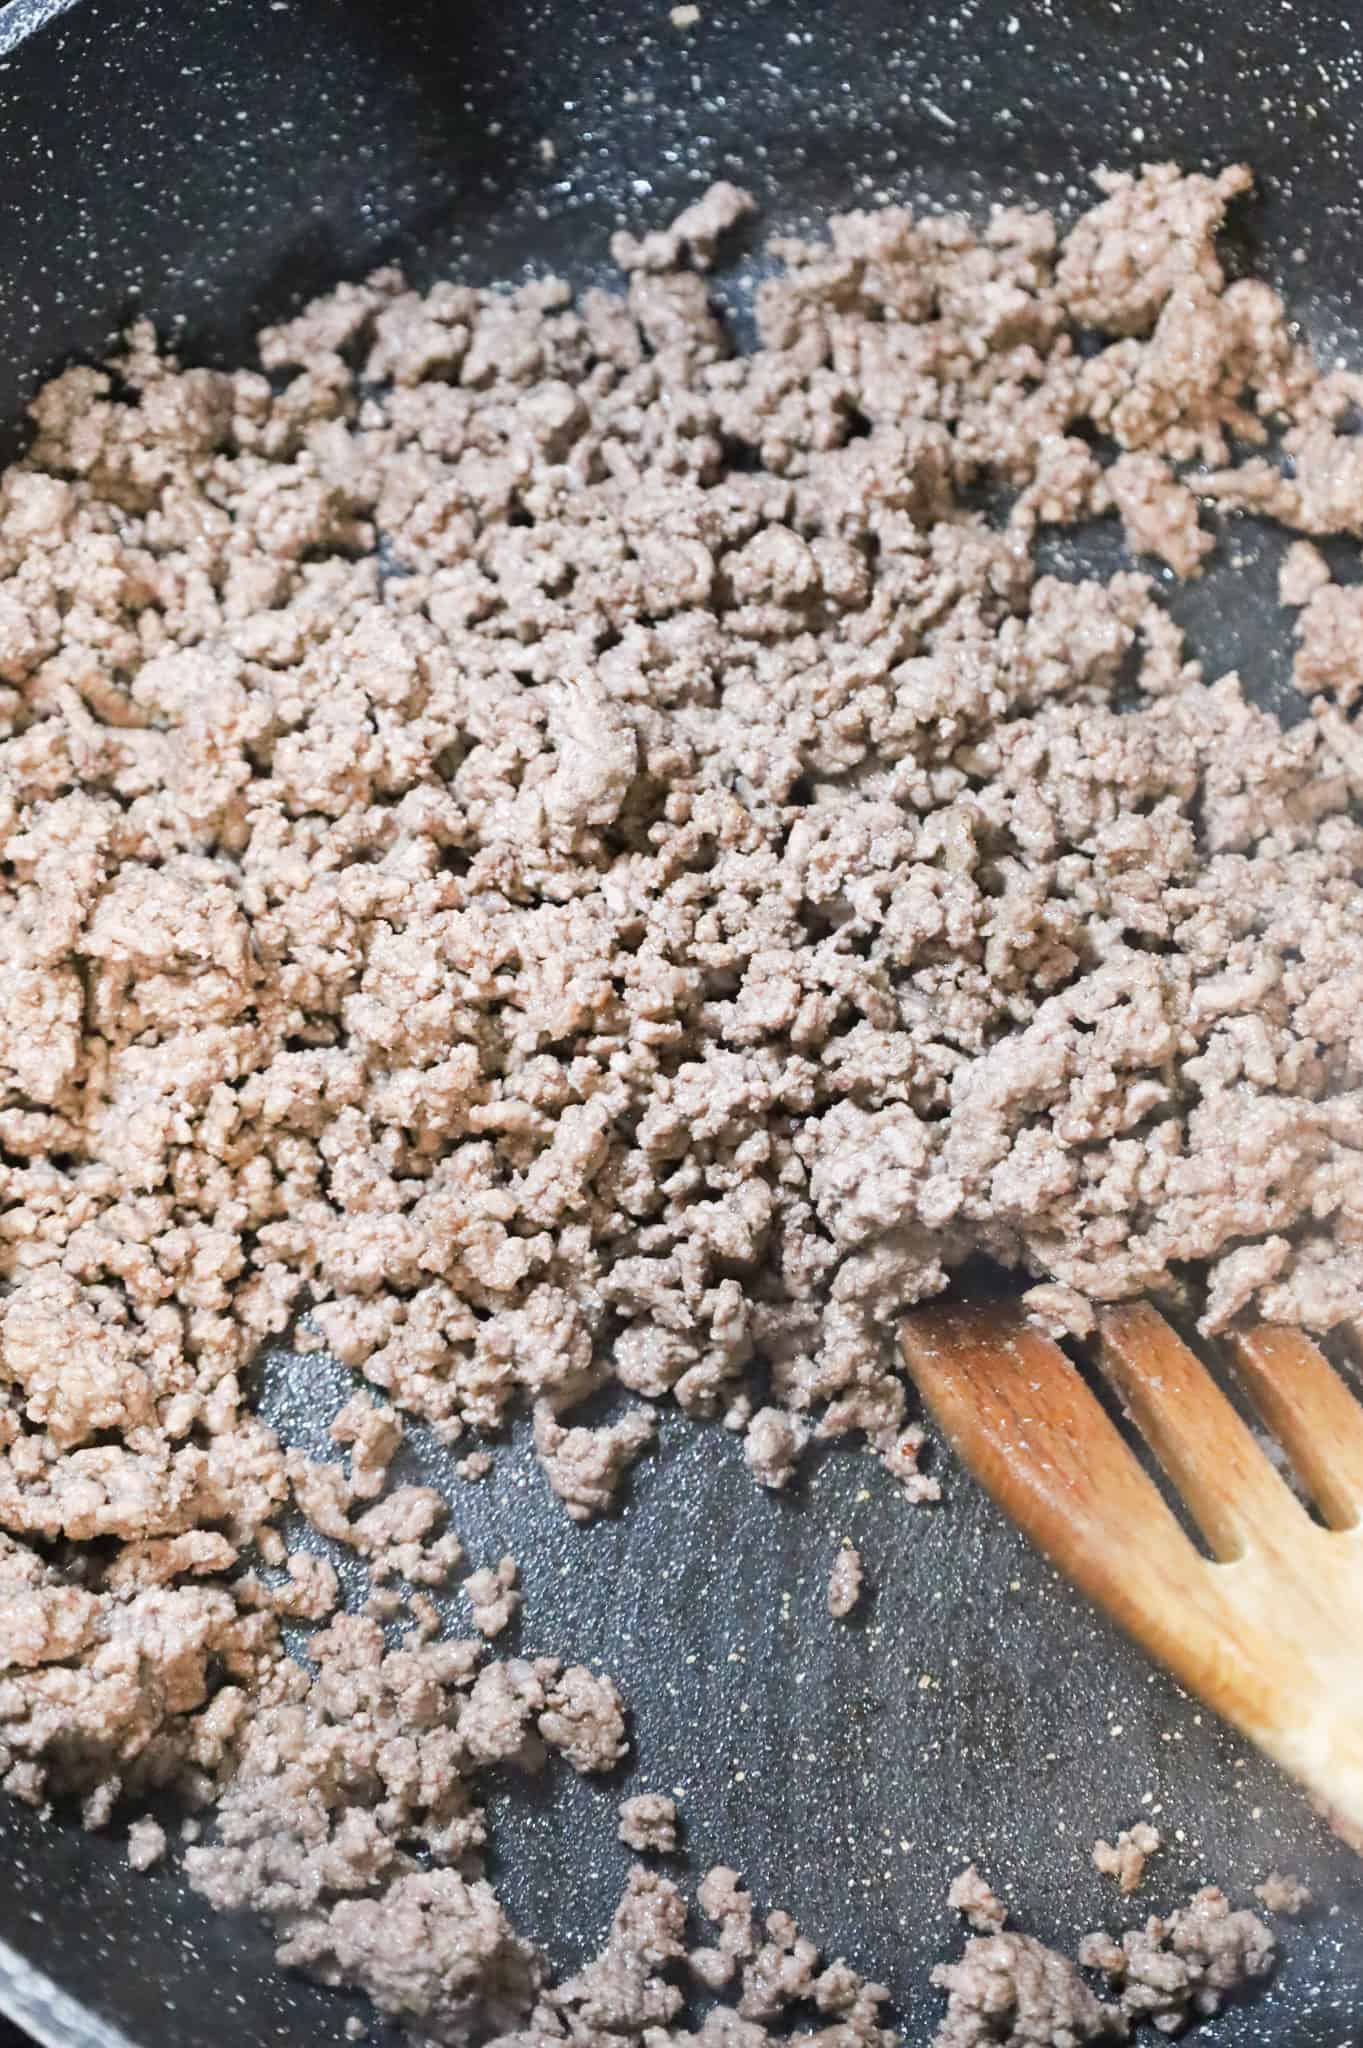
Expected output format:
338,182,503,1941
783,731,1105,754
2,3,1363,2043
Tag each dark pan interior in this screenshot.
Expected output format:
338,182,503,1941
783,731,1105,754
2,2,1363,2043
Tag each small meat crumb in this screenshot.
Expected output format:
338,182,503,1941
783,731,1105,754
1022,1282,1096,1343
947,1864,1008,1934
617,1792,680,1854
744,1408,808,1491
262,1552,340,1621
457,1452,493,1482
1079,1885,1276,2030
611,179,752,273
883,1427,941,1504
81,1779,119,1832
931,1930,1114,2046
533,1405,656,1521
127,1817,167,1872
936,1884,1275,2045
1254,1871,1312,1917
1092,1822,1163,1894
1105,452,1214,577
670,3,700,23
330,1392,403,1502
539,1666,629,1774
826,1543,865,1619
462,1556,521,1639
1278,539,1331,607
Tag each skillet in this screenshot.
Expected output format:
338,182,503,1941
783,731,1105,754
2,2,1363,2041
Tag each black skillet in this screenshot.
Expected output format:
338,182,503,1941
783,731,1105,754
2,2,1362,2042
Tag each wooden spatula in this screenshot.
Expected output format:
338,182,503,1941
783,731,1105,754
900,1299,1363,1848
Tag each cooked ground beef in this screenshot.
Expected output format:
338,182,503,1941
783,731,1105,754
1077,1885,1277,2032
0,158,1345,2040
826,1542,866,1619
936,1885,1275,2046
1253,1872,1313,1918
947,1865,1008,1935
931,1929,1119,2046
1092,1825,1163,1896
463,1555,522,1639
618,1792,681,1854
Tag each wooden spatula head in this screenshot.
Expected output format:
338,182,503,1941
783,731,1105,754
901,1301,1363,1849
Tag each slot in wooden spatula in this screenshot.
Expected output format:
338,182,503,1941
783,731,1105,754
900,1299,1363,1848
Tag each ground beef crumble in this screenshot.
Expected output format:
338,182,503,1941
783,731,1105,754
931,1930,1118,2047
936,1882,1275,2045
947,1864,1008,1935
0,161,1351,2040
126,1814,167,1871
1253,1871,1312,1918
1092,1825,1162,1896
618,1791,680,1854
826,1542,865,1619
463,1554,522,1639
1077,1885,1277,2034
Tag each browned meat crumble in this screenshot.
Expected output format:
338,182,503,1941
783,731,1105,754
1077,1886,1277,2034
0,157,1351,2041
826,1542,866,1619
463,1554,522,1638
936,1883,1275,2045
618,1791,681,1854
1253,1872,1312,1918
947,1864,1008,1935
1092,1825,1163,1897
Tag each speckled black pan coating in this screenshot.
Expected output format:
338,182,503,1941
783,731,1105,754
2,2,1362,2044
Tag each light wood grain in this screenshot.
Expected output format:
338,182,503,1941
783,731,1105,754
1229,1324,1363,1534
901,1301,1363,1850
